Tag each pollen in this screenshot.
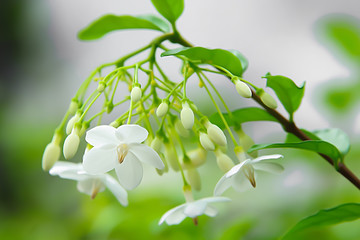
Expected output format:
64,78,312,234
117,144,129,164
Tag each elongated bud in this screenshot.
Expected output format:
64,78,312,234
131,86,142,103
235,79,252,98
199,132,215,151
215,150,235,172
186,168,201,191
42,135,61,171
205,122,227,146
180,102,194,129
66,113,81,135
151,136,163,153
259,90,277,109
174,119,189,137
156,101,169,118
97,81,106,92
63,129,80,159
165,143,179,171
237,128,257,157
68,99,79,115
183,148,207,169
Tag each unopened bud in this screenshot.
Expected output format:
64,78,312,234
63,130,80,159
199,132,215,151
42,141,61,171
131,86,142,103
183,148,207,169
235,80,252,98
97,81,106,92
156,101,169,118
151,136,163,153
165,143,179,171
180,102,194,130
110,121,120,128
68,100,79,115
66,113,81,135
206,123,227,146
174,119,189,137
215,150,235,172
259,90,277,109
186,168,201,191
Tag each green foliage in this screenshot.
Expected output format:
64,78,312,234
263,74,305,119
78,14,169,40
151,0,184,24
313,128,350,156
283,203,360,239
162,47,247,76
248,140,343,164
209,107,277,129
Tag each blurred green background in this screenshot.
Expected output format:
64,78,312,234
1,0,359,239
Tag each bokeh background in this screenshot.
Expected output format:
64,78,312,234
1,0,360,239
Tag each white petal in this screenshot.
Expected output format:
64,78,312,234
115,124,148,143
85,125,118,147
104,175,128,206
77,178,105,196
253,162,284,174
213,175,233,196
184,201,207,218
83,147,117,174
204,206,218,217
232,171,253,192
225,160,249,178
201,196,231,204
129,143,164,169
49,161,81,175
159,204,186,225
114,152,143,190
251,154,283,163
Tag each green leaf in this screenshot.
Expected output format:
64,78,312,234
263,74,305,118
151,0,184,24
78,14,168,40
248,140,343,164
209,107,277,129
313,128,350,156
137,14,171,33
162,47,247,76
228,50,249,72
283,203,360,239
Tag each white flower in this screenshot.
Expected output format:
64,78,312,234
83,124,164,190
49,161,128,206
214,154,284,196
158,196,230,225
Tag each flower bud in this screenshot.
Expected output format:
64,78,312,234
174,119,189,137
66,113,80,135
235,80,252,98
206,123,227,146
151,136,163,153
180,102,194,130
42,142,61,171
183,148,207,169
215,150,235,172
259,91,277,109
63,130,80,159
156,101,169,118
156,153,168,175
131,86,142,103
165,143,179,171
97,81,106,92
110,121,120,128
186,168,201,191
199,132,215,151
68,100,79,115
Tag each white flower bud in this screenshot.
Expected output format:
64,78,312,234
206,123,227,146
186,168,201,191
97,81,106,92
165,143,179,171
42,142,61,171
183,148,207,169
235,80,252,98
66,114,80,135
260,91,277,109
199,132,215,151
156,102,169,118
63,131,80,159
68,100,79,115
174,119,189,137
180,102,194,130
215,150,235,172
131,86,142,103
151,136,163,153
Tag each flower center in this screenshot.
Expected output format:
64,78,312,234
243,164,256,188
117,143,129,164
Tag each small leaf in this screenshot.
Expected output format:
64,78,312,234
313,128,350,156
78,14,167,40
263,74,305,118
137,14,171,33
151,0,184,24
228,50,249,72
209,107,277,129
283,203,360,239
162,47,247,76
248,140,342,164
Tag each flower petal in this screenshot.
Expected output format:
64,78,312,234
204,205,218,217
184,201,207,218
115,124,148,143
85,125,118,147
225,160,248,178
253,162,284,174
232,171,253,192
115,152,143,190
159,204,186,225
251,154,283,163
129,143,164,169
50,161,88,181
201,196,231,204
77,178,105,196
213,175,233,196
104,175,128,206
83,147,117,174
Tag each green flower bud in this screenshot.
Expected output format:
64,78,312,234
183,148,207,169
66,113,80,135
186,168,201,191
97,81,106,92
63,130,80,159
259,91,277,109
174,119,190,137
199,132,215,151
156,101,169,118
180,102,194,130
206,123,227,146
215,150,235,172
165,143,179,171
151,136,163,153
131,86,142,103
235,79,252,98
42,141,61,171
68,99,79,115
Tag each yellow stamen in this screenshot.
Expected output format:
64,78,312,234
243,164,256,188
117,144,129,164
